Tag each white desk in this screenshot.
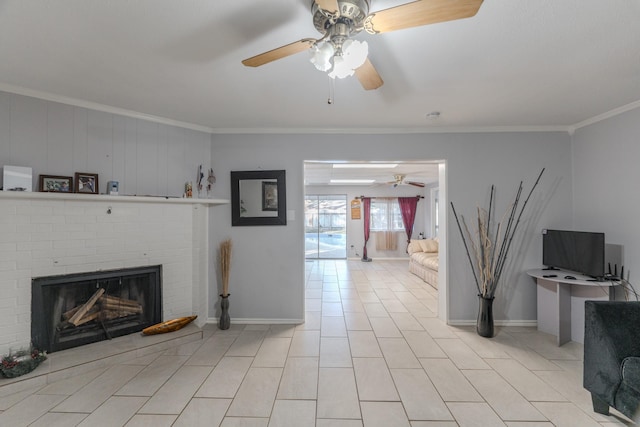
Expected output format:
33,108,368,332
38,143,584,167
527,269,624,346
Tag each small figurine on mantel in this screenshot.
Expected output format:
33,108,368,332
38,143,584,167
185,182,193,198
207,168,216,195
196,165,204,196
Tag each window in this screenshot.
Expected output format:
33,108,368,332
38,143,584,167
370,198,404,231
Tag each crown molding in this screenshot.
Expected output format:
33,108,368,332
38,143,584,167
568,100,640,134
0,85,571,135
3,83,638,136
0,84,215,134
209,125,569,135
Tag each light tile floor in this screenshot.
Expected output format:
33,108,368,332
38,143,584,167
0,259,636,426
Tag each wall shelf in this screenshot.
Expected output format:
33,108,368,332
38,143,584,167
0,191,229,205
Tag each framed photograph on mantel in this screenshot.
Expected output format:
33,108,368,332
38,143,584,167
39,175,73,193
74,172,99,194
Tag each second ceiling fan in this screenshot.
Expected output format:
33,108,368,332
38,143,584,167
387,174,425,188
242,0,483,90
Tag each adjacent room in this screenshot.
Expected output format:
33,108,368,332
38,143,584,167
0,0,639,425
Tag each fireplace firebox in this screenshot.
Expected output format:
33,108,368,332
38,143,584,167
31,266,162,353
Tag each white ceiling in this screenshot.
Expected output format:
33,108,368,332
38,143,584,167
304,161,440,187
0,0,639,133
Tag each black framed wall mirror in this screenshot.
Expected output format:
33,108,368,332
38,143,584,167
231,170,287,226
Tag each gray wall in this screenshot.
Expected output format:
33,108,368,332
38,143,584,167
211,132,573,323
572,107,640,282
1,90,580,324
0,92,211,196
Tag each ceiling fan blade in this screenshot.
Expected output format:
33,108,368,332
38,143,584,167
354,58,384,90
242,39,316,67
364,0,483,34
406,181,426,188
315,0,340,16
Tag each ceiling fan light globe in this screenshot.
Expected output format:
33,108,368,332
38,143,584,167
327,40,368,79
328,55,355,79
310,42,335,72
342,39,368,69
311,54,333,72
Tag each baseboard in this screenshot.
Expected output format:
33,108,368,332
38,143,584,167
207,317,536,327
448,320,538,328
206,317,305,325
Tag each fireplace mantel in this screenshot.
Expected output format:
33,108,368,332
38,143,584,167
0,191,228,205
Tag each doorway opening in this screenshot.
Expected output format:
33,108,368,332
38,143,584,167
303,160,448,321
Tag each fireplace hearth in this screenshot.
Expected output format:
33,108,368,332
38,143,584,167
32,266,162,353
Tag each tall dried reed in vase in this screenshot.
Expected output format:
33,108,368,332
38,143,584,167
219,239,232,330
450,169,544,299
450,169,544,338
220,239,232,297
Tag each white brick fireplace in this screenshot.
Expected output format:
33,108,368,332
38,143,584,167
0,192,227,355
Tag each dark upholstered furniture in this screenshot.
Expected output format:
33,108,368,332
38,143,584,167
584,300,640,421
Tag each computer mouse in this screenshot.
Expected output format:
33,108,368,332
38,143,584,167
564,275,576,280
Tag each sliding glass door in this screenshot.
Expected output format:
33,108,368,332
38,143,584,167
305,194,347,259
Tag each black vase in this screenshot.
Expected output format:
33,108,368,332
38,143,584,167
219,294,230,330
477,294,495,338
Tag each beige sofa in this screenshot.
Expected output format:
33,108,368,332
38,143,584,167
407,238,439,289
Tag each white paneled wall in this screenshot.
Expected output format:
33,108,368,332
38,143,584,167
0,91,211,197
0,193,212,354
0,90,219,354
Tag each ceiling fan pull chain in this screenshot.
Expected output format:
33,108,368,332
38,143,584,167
327,75,335,105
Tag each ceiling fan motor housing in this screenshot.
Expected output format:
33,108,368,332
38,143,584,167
312,0,370,36
242,0,483,91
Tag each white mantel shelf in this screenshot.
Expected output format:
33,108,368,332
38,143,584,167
0,191,229,205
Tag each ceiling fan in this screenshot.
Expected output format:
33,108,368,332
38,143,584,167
242,0,483,90
387,174,425,188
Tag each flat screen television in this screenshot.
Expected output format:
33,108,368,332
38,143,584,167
542,229,605,279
